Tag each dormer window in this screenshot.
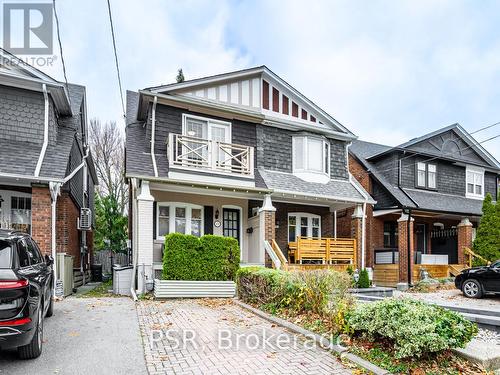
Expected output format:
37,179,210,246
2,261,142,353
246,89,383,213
416,162,436,189
292,135,330,183
466,165,484,199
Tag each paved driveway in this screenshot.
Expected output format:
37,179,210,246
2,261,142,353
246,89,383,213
0,297,147,375
138,299,352,375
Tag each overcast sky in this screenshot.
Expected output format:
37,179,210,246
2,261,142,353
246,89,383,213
7,0,500,160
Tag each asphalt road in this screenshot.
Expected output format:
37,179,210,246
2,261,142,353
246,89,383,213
0,297,147,375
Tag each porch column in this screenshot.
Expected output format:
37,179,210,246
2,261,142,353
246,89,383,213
351,204,363,270
136,180,154,293
259,194,276,267
457,218,473,265
397,213,415,287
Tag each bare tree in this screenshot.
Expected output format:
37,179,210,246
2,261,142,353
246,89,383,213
89,118,128,214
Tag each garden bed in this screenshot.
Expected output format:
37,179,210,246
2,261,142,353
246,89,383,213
236,267,488,374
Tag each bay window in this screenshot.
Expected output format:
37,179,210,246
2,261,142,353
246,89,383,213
288,213,321,242
466,166,484,199
292,135,330,182
416,162,437,189
157,203,204,239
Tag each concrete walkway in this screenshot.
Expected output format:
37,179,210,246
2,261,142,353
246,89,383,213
137,299,352,375
0,297,147,375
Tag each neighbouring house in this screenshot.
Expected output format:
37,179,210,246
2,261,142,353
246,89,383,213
339,124,500,287
125,66,374,292
0,49,97,285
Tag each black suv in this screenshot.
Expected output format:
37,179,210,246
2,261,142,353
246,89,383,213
0,229,54,359
455,260,500,298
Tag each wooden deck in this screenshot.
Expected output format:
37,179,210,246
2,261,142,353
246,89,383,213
288,237,356,265
373,263,468,287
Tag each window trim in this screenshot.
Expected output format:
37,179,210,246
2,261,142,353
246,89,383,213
415,161,437,190
182,113,232,142
465,165,485,200
292,135,330,181
156,202,204,240
288,212,322,242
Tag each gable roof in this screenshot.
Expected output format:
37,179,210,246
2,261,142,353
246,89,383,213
137,66,356,140
0,48,72,115
367,123,500,169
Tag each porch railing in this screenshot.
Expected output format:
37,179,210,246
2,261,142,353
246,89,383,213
167,133,254,176
289,236,356,265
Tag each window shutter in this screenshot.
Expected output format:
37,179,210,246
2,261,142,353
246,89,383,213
204,206,213,235
153,202,157,240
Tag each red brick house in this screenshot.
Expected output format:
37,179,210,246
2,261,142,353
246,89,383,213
338,124,500,287
0,49,97,282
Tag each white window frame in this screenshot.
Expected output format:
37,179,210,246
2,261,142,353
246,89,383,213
465,165,484,200
292,135,330,182
287,212,321,242
416,162,437,189
156,202,204,240
0,190,32,234
182,113,231,143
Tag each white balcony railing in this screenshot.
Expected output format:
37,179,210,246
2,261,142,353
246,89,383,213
167,133,254,177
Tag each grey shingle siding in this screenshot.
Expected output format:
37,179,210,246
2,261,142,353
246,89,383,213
372,181,398,209
372,154,399,185
485,172,498,198
330,139,347,179
67,139,84,208
256,125,292,173
0,85,58,145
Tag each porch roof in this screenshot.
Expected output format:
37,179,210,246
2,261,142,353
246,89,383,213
258,168,374,204
402,188,484,216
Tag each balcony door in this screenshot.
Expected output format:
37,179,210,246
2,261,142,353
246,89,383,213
183,114,231,166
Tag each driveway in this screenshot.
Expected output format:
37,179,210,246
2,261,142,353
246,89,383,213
138,299,352,375
0,297,147,375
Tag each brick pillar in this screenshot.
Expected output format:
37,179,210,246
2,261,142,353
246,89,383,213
457,218,473,265
351,204,363,270
31,184,52,255
136,181,154,293
398,213,415,286
260,194,276,268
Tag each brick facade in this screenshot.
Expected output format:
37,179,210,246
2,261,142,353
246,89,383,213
457,218,473,265
31,185,52,255
398,215,414,284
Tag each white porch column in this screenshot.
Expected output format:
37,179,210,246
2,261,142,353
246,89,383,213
136,180,154,294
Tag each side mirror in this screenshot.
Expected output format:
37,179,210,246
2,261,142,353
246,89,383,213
45,255,54,266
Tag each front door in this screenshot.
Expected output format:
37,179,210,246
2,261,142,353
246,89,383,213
223,208,240,244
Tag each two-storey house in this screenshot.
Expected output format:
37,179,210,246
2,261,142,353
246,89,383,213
125,66,374,292
343,124,500,287
0,49,97,283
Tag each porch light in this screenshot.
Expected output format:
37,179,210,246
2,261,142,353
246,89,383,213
187,130,196,137
215,209,220,219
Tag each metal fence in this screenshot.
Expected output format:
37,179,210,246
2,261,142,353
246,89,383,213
93,250,130,274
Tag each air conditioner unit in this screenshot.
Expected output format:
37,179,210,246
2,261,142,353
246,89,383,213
78,208,92,231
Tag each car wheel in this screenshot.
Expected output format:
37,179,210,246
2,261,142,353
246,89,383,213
462,279,483,299
18,303,43,359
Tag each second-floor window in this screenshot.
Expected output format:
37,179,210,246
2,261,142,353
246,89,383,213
416,162,436,189
466,165,484,199
292,135,330,180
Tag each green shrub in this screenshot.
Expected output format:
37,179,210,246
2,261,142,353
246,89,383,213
357,269,370,288
347,298,478,358
236,267,352,315
163,233,240,281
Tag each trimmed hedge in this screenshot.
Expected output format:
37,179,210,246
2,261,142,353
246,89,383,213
347,298,478,358
162,233,240,281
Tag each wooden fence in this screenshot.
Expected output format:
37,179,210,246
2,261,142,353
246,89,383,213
93,250,129,274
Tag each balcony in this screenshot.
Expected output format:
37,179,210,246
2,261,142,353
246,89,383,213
167,133,254,177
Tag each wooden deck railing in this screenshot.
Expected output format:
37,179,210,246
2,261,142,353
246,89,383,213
288,237,356,265
464,247,490,268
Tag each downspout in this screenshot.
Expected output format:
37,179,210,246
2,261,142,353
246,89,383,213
34,84,49,177
129,178,138,301
49,181,61,298
81,147,88,286
150,96,159,177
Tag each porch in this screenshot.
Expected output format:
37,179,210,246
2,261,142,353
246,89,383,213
370,210,476,287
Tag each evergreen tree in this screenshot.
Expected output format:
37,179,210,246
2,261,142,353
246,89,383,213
176,68,185,83
357,269,370,288
473,193,500,263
